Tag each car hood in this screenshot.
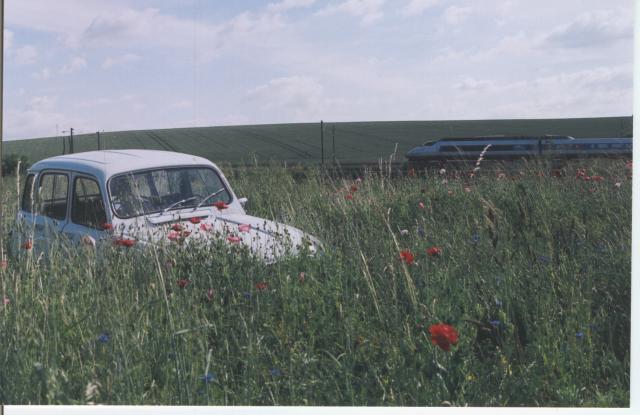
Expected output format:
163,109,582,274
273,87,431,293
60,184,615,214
114,212,321,263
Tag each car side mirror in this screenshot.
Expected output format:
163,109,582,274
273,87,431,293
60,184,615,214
238,197,248,208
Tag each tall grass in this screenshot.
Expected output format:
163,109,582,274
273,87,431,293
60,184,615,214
0,158,632,406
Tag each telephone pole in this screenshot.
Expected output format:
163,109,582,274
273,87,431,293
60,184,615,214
1,0,5,263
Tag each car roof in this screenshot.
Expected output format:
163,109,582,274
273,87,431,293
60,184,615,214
29,150,217,182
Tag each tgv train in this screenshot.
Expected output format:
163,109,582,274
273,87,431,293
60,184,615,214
406,135,632,164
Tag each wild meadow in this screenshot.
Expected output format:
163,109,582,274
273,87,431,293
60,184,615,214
0,158,632,406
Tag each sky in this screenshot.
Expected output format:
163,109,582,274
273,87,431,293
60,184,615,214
1,0,634,140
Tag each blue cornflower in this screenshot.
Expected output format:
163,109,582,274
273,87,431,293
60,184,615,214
417,226,425,238
243,291,252,300
97,332,110,344
576,332,585,340
538,255,550,264
490,320,501,329
200,373,216,383
269,368,282,377
471,234,480,243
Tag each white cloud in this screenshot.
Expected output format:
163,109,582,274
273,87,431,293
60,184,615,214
28,96,57,111
246,76,344,121
32,67,51,80
5,96,68,139
76,94,136,109
172,100,193,109
101,53,141,69
317,0,386,26
60,56,87,74
267,0,316,13
14,45,38,65
543,9,633,49
454,77,496,91
443,5,472,25
401,0,438,17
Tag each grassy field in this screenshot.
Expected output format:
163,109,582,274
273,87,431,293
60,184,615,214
0,157,632,406
4,116,633,165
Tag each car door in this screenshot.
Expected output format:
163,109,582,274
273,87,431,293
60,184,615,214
16,170,71,256
61,174,110,247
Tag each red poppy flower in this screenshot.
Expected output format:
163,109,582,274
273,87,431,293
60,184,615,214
189,217,201,224
427,246,442,257
200,223,213,232
429,323,459,351
238,224,251,233
591,175,604,182
171,223,184,231
21,240,33,250
345,193,353,200
399,250,414,265
255,281,269,291
113,238,136,248
102,223,113,231
350,185,358,192
177,279,189,288
418,201,425,209
213,201,228,210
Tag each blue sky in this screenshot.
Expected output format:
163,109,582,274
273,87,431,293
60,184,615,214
2,0,634,140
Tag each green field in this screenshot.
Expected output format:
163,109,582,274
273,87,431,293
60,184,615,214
4,116,633,165
0,158,631,406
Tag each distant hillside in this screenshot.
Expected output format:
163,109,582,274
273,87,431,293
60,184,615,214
5,116,632,165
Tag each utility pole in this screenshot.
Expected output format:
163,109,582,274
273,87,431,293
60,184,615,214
0,0,5,264
62,128,75,154
96,131,101,150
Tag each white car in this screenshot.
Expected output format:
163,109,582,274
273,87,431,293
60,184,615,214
12,149,322,263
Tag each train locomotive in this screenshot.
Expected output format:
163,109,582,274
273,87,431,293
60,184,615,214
406,135,632,167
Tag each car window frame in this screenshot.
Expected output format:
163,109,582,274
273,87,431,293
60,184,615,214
21,173,37,213
70,173,108,230
34,169,71,222
107,165,233,219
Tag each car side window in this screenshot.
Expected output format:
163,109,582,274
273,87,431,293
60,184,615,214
72,176,107,229
36,173,69,220
21,174,36,213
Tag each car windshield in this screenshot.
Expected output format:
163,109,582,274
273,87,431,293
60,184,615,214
109,166,231,218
